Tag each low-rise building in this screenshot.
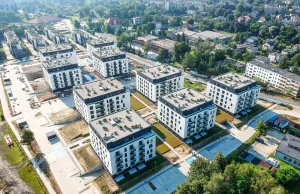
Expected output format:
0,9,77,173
268,53,283,63
265,4,284,14
136,65,184,102
245,36,259,45
275,134,300,169
206,73,260,115
262,39,275,51
92,49,128,77
38,44,76,61
245,60,300,98
24,28,46,50
89,109,156,175
4,31,26,59
255,55,270,64
42,57,82,92
157,88,217,139
73,79,130,122
86,38,116,58
133,17,143,25
106,17,121,32
72,30,89,46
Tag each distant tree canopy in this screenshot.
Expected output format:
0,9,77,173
0,10,21,23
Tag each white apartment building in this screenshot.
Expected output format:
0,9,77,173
73,79,130,122
86,39,116,58
136,65,184,102
89,109,156,175
206,73,260,115
42,57,82,92
246,60,300,98
157,88,217,139
92,49,128,77
24,28,46,50
38,44,76,62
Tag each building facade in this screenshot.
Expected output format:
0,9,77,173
206,73,260,115
72,30,89,46
4,31,26,59
89,109,156,175
86,39,116,58
38,44,76,61
245,60,300,98
92,49,128,78
157,88,217,139
136,65,184,102
42,58,82,92
24,28,46,50
73,79,130,122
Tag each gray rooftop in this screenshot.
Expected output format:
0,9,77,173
87,38,113,46
74,79,125,100
212,73,256,89
89,109,151,144
39,44,72,54
139,65,181,80
161,88,212,111
248,60,300,82
277,134,300,161
92,49,124,59
41,57,78,70
152,39,176,50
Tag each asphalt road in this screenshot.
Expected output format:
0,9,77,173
259,93,300,106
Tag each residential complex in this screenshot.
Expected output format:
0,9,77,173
44,27,69,44
24,28,47,50
206,73,260,115
157,88,217,139
275,134,300,169
72,30,89,46
4,31,26,59
246,60,300,98
89,109,156,175
42,57,82,92
86,38,116,58
38,44,76,61
136,65,184,102
92,49,128,77
73,79,130,122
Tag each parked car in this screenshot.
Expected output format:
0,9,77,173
255,137,264,144
266,158,280,168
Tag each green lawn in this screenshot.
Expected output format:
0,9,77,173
152,123,182,148
132,92,153,106
156,137,170,154
130,96,146,111
184,79,205,91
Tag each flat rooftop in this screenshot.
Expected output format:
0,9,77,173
137,35,159,42
152,39,176,50
161,88,212,111
139,65,181,80
42,57,78,70
212,73,256,89
92,49,124,59
89,109,150,144
39,44,72,54
277,134,300,161
74,79,124,100
248,60,300,82
86,38,114,46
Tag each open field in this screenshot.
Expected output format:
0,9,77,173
36,91,57,102
216,111,234,123
156,137,170,154
152,123,182,148
94,171,119,194
73,144,101,172
132,92,153,106
184,79,205,91
49,108,79,124
130,96,146,110
30,79,50,91
59,119,89,144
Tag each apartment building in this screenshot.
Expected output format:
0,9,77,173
4,31,26,59
38,44,76,61
44,27,68,44
42,57,82,92
92,49,128,78
24,28,46,50
157,88,217,139
136,65,184,102
89,109,156,175
73,79,130,122
86,38,116,58
206,73,260,115
72,30,89,46
245,60,300,98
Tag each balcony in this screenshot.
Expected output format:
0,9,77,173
116,159,123,164
116,153,123,159
139,146,145,151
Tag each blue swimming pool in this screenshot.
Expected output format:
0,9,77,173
186,156,196,164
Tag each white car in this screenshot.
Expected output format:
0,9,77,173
266,158,280,168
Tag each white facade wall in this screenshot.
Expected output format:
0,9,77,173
87,43,116,58
206,83,260,114
136,74,184,102
275,151,300,169
90,127,156,175
157,102,217,139
74,91,130,122
92,57,128,77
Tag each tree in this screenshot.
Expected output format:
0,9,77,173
291,64,299,74
278,55,289,69
187,18,194,25
242,51,253,62
21,130,35,151
212,153,227,172
172,42,191,62
227,14,234,21
214,49,226,61
156,49,165,62
204,173,226,194
276,166,300,187
74,20,81,28
256,117,268,135
115,27,122,36
182,52,195,70
144,42,151,57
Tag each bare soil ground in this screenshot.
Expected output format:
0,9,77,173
36,91,57,102
25,71,44,82
59,120,89,144
94,171,119,194
35,112,42,117
21,64,42,74
175,144,192,158
257,99,274,108
30,79,50,91
136,107,152,116
73,145,101,172
145,115,157,124
162,150,180,164
49,108,79,124
282,114,300,125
